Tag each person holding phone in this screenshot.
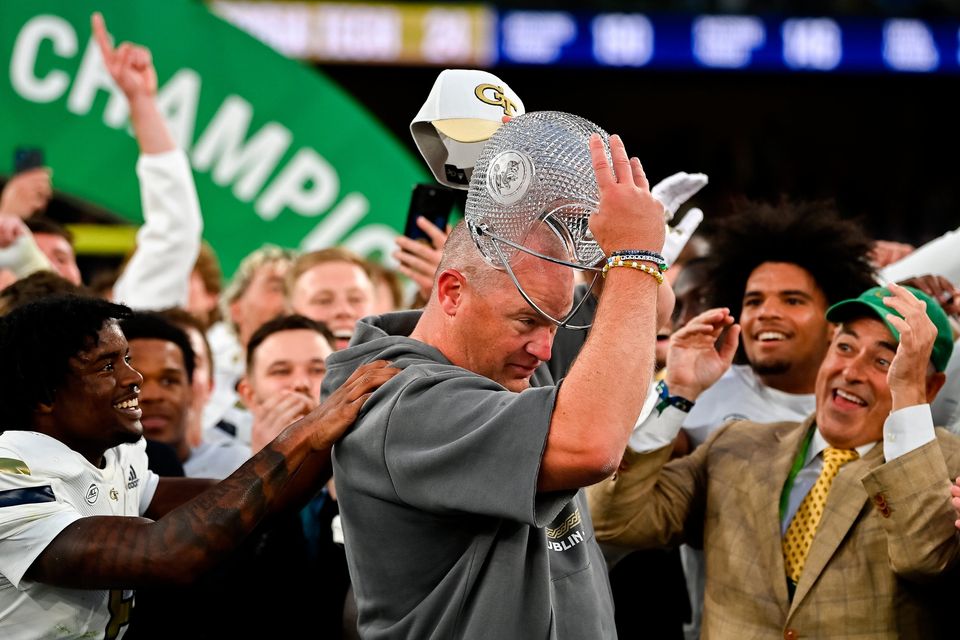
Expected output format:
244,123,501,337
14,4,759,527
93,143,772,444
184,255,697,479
393,184,457,306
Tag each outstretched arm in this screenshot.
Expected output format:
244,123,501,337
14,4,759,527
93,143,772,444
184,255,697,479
26,361,397,589
94,12,204,310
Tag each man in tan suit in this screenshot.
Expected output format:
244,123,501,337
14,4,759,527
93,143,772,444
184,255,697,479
590,283,960,639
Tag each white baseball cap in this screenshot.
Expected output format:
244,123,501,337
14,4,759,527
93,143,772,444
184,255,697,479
410,69,525,190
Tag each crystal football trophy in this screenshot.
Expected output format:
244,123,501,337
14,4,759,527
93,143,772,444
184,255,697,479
464,111,611,328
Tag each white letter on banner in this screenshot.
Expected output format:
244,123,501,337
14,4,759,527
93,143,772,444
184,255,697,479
883,19,938,72
256,147,340,220
502,12,576,64
68,36,128,126
192,95,292,202
320,6,401,61
693,16,765,68
782,18,841,70
156,69,202,151
10,15,77,103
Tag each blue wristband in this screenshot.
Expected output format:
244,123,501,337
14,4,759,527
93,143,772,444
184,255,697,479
655,379,695,416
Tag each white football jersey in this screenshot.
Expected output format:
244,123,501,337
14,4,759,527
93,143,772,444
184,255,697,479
0,431,159,640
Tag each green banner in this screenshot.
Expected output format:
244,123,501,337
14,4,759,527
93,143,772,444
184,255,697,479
1,0,427,276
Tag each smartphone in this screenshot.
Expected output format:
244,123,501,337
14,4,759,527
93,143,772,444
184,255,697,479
404,183,464,245
14,147,44,173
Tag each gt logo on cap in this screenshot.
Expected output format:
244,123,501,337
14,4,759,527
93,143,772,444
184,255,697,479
475,83,518,116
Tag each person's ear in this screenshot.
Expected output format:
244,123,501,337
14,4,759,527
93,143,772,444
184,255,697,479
436,269,467,317
237,377,256,409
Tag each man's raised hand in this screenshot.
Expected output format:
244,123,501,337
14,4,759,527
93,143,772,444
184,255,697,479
588,134,665,257
92,12,157,100
665,308,740,401
299,360,399,451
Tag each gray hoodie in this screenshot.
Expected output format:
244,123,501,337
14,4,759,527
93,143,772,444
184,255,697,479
323,310,615,640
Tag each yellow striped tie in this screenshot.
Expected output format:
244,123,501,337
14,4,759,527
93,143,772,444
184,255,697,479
782,447,859,583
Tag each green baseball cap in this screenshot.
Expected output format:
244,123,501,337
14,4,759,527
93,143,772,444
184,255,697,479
825,285,954,372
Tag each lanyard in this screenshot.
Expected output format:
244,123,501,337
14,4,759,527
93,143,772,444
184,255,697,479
778,424,817,522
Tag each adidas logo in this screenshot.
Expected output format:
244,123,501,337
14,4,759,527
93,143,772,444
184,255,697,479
126,467,139,490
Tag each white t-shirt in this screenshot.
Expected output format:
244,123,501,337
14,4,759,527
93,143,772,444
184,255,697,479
0,432,159,640
682,364,816,448
204,321,253,445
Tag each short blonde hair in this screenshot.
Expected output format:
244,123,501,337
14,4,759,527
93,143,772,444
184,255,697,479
221,245,297,329
287,247,373,292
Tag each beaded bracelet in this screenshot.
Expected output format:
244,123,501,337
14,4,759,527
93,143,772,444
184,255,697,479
601,257,664,284
610,249,667,269
608,254,669,273
604,255,665,275
608,250,667,273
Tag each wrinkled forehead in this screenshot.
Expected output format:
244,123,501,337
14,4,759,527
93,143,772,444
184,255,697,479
300,260,372,289
253,328,333,369
835,315,896,347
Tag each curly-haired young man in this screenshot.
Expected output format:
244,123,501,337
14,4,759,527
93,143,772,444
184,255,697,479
682,198,878,447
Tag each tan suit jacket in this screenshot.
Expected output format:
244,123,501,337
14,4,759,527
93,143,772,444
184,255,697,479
588,416,960,639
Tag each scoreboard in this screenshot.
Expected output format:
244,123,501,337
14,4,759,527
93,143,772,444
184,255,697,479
211,1,960,73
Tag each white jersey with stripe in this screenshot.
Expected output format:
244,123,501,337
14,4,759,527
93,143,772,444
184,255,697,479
0,431,159,640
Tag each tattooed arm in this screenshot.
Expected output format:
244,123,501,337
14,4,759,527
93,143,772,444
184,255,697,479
142,478,215,519
144,442,346,521
25,361,396,589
